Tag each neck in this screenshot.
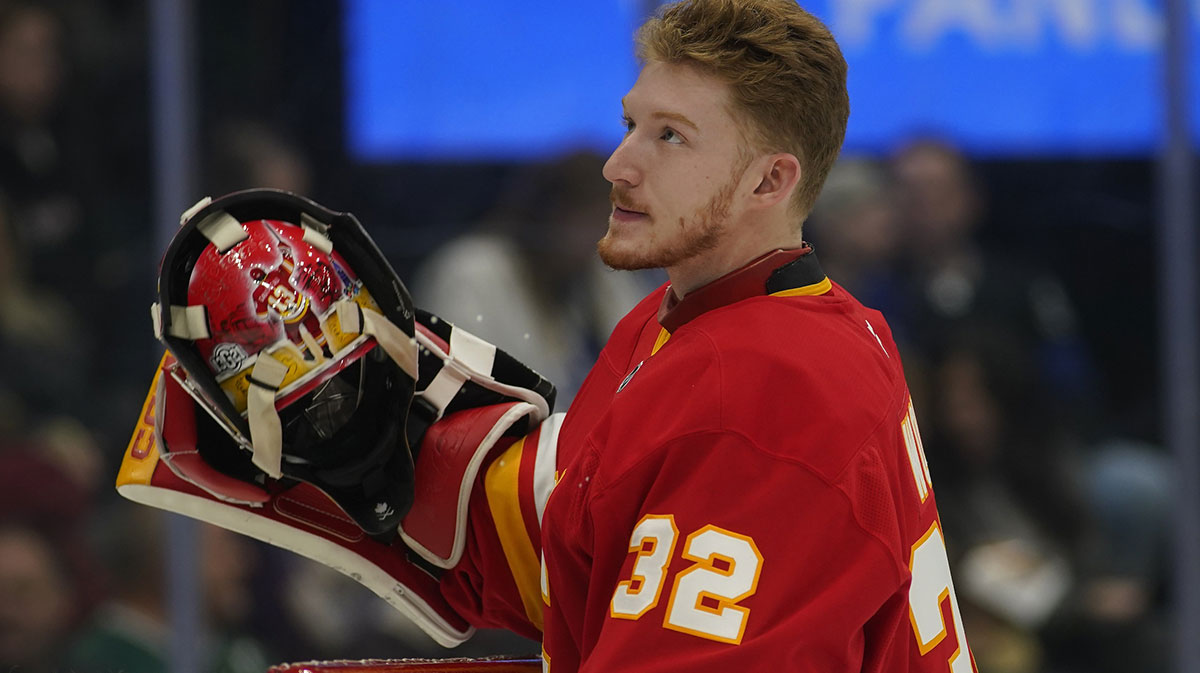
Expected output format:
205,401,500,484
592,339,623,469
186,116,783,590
667,225,804,296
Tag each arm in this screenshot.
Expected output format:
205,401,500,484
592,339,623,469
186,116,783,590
439,414,564,641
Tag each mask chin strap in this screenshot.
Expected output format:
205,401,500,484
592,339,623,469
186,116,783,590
247,354,290,478
245,300,417,481
335,300,419,380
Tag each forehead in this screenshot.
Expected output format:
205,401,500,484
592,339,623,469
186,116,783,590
623,61,736,125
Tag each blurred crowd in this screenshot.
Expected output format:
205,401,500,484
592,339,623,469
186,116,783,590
805,144,1172,673
0,2,1176,673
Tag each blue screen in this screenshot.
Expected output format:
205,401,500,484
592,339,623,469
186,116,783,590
346,0,1200,160
345,0,641,161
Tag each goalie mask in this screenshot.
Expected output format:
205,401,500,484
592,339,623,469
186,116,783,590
153,189,418,536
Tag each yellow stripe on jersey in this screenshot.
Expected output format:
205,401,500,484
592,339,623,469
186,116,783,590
769,276,832,298
650,327,671,356
484,436,545,631
116,354,169,488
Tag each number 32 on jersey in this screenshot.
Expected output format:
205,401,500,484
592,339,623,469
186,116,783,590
905,399,974,671
609,515,763,644
605,401,972,670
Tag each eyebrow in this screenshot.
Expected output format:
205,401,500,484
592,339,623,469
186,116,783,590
622,99,700,132
652,111,699,131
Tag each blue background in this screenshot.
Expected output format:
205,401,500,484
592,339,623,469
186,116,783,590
345,0,1200,160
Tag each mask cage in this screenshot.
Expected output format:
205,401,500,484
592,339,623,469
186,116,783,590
156,189,417,460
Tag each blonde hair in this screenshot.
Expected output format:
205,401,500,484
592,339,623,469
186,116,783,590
637,0,849,219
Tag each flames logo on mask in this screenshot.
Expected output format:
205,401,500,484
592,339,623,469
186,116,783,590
191,220,360,380
248,242,342,358
251,244,310,323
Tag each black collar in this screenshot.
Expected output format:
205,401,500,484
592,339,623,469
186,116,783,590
657,246,829,333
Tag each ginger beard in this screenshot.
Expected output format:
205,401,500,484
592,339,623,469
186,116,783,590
597,169,740,271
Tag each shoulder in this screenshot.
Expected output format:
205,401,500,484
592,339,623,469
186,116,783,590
630,287,907,477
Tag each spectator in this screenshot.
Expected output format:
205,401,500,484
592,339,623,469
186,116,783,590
0,2,91,440
919,326,1087,673
1063,435,1172,673
204,118,313,197
0,0,160,461
68,506,273,673
0,446,103,673
888,138,1095,424
0,1,82,305
0,195,85,424
0,523,77,673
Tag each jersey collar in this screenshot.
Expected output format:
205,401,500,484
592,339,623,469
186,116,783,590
657,246,830,333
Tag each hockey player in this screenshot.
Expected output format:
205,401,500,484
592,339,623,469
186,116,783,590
117,1,974,671
436,1,978,670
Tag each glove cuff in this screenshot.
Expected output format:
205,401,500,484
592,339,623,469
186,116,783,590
398,402,540,569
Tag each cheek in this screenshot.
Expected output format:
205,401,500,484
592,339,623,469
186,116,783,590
657,175,705,217
641,153,729,224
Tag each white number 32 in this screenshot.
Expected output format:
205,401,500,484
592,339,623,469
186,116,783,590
905,399,973,671
610,515,763,644
910,522,972,671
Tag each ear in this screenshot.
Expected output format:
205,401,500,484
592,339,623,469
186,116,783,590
749,153,802,209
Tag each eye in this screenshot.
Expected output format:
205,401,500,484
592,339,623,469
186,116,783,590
621,116,635,134
661,128,684,144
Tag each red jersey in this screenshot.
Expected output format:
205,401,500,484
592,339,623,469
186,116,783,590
443,249,975,673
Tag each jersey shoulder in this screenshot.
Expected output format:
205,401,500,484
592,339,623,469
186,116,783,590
662,287,908,477
580,284,909,480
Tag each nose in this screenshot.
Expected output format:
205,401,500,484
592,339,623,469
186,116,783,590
603,135,640,187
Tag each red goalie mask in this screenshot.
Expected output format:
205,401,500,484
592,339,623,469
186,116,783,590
186,216,370,410
153,189,419,536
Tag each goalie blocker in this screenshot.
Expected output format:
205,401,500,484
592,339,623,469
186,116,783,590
118,189,557,648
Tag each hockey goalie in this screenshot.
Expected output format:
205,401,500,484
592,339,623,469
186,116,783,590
118,0,989,668
117,189,556,671
119,181,975,672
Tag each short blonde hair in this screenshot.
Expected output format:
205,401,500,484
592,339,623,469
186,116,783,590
637,0,850,219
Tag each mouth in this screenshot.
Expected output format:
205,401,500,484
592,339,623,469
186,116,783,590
611,205,649,223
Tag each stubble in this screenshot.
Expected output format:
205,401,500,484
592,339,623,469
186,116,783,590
597,172,739,271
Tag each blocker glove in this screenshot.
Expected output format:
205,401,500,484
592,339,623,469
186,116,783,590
117,190,555,647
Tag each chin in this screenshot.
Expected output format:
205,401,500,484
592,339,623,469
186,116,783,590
597,235,691,271
597,206,727,271
596,234,657,270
